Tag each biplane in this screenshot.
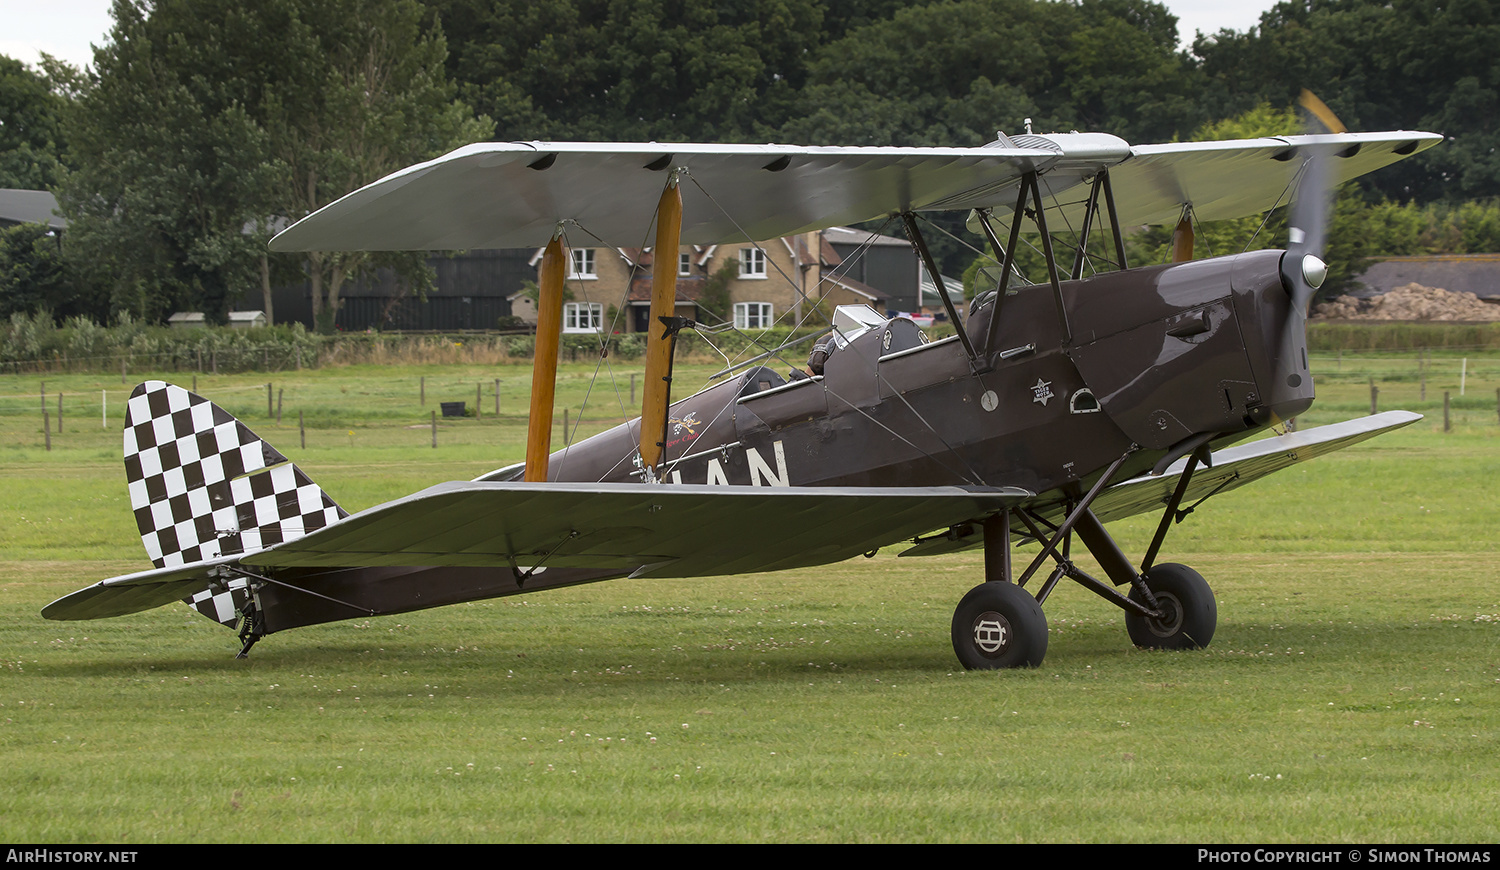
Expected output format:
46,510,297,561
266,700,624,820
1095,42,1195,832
44,100,1439,668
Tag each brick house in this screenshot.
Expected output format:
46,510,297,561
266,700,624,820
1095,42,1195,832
521,228,914,334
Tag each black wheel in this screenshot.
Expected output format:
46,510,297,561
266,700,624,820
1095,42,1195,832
951,582,1048,669
1126,563,1217,650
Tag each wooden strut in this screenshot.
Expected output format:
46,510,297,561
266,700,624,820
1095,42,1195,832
525,235,567,482
640,179,684,475
1172,207,1195,262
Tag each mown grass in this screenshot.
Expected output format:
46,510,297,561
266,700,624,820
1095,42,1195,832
0,352,1496,842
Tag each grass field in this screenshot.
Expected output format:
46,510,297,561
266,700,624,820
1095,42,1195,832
0,352,1496,842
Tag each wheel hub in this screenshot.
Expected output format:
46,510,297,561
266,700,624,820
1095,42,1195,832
1144,592,1183,638
973,611,1011,655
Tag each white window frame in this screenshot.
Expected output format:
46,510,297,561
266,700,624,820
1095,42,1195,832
734,302,773,330
739,247,767,279
563,301,603,333
569,248,597,279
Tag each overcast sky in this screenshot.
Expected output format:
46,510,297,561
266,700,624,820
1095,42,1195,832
0,0,1279,75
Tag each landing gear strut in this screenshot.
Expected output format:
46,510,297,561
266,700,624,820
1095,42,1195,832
949,447,1219,669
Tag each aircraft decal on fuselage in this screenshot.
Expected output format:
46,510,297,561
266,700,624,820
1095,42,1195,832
746,440,790,487
664,411,703,452
668,440,791,487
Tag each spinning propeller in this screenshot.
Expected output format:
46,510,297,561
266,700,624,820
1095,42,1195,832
1267,91,1348,420
1281,90,1346,316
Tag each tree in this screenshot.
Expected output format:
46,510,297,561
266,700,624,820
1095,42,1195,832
57,1,279,324
58,0,492,330
781,0,1201,148
429,0,825,142
0,55,73,191
0,224,63,318
258,0,492,332
1194,0,1500,202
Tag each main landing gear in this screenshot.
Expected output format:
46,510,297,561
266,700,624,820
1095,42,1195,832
950,448,1218,669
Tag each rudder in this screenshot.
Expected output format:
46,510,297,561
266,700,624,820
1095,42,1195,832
123,381,347,625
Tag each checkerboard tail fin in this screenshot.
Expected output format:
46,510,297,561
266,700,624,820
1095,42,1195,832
123,381,348,626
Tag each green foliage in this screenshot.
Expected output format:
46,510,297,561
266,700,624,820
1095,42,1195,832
57,0,492,333
1350,199,1500,256
0,54,72,189
57,0,281,326
256,0,493,332
1193,0,1500,202
0,224,70,319
432,0,826,141
14,0,1499,339
783,0,1199,147
517,278,573,304
0,316,321,373
694,261,737,324
1307,322,1500,352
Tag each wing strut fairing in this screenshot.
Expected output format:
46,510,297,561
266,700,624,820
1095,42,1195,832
526,236,567,481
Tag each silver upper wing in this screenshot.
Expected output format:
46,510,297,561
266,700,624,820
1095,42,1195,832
269,131,1438,253
267,137,1126,251
1092,132,1442,226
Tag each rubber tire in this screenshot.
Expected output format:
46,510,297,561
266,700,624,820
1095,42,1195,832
951,582,1048,669
1126,563,1217,650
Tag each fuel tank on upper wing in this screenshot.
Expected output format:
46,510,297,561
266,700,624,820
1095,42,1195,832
1065,249,1313,450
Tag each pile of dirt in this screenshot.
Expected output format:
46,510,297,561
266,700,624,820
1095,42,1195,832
1311,282,1500,321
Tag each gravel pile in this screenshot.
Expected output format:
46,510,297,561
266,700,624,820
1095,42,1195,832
1312,282,1500,321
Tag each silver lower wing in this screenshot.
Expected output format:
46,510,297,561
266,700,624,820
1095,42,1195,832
245,483,1031,577
900,411,1421,557
1093,410,1421,525
46,484,1030,621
